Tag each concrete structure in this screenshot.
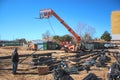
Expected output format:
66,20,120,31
111,11,120,40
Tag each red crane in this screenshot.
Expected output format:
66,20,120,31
39,9,81,52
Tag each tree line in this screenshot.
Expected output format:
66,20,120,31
42,22,112,43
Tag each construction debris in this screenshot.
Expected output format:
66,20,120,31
108,52,120,80
95,53,111,67
53,64,74,80
83,73,99,80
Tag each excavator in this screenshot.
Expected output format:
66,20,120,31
39,9,85,52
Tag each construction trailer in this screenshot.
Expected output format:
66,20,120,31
0,41,23,47
42,41,60,50
27,41,60,50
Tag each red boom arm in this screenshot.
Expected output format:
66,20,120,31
40,9,81,43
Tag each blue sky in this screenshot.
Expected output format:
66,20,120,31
0,0,120,40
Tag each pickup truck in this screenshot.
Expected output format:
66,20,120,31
104,43,117,49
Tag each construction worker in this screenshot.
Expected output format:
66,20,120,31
11,48,19,74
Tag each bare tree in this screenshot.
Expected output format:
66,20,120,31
42,30,51,41
85,25,95,38
76,22,96,42
76,22,87,38
83,33,92,42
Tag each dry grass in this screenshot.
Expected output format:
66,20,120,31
0,46,118,80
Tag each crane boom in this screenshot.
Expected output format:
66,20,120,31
40,9,81,44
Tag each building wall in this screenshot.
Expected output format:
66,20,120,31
111,11,120,40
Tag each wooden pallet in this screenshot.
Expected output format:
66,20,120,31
37,65,49,75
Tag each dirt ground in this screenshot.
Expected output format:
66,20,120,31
0,46,119,80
